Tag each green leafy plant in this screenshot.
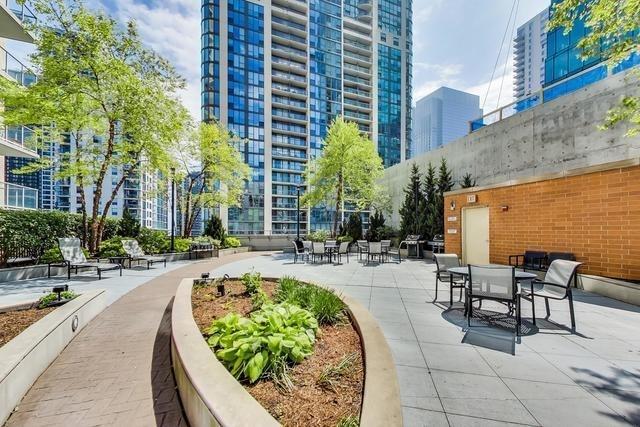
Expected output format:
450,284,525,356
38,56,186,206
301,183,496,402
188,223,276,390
240,270,262,294
204,215,226,241
251,288,271,311
38,290,78,309
98,237,126,258
307,230,330,242
137,228,168,254
173,238,192,253
337,415,359,427
337,235,353,244
317,352,359,391
205,302,319,383
223,236,241,248
275,277,345,325
117,207,140,237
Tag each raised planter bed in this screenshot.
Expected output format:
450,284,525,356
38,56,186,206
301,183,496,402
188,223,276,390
0,289,107,425
171,276,401,427
217,246,250,257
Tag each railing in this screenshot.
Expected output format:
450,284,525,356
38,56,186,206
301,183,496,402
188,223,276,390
0,45,37,86
7,0,37,24
0,124,37,152
0,181,38,210
469,58,639,132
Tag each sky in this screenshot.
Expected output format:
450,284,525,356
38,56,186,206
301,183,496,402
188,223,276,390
10,0,550,120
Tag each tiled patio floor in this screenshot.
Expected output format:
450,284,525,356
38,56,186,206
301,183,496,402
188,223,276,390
212,252,640,427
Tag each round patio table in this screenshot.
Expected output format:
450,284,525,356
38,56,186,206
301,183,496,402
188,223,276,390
445,266,538,307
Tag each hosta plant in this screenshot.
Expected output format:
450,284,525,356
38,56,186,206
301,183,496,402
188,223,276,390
205,302,318,383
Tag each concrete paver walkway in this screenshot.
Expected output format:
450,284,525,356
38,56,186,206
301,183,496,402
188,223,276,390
4,252,259,427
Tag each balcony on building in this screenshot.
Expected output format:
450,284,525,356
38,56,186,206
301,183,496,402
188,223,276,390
0,0,35,42
0,180,38,209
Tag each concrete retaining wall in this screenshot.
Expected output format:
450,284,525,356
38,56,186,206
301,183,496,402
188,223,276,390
238,235,296,251
381,70,640,227
0,289,107,425
171,277,402,427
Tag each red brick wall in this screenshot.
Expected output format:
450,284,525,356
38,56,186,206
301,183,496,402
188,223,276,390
444,164,640,280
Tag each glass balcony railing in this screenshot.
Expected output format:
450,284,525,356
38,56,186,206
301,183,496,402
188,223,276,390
0,124,38,154
1,45,37,86
0,181,38,210
7,0,37,24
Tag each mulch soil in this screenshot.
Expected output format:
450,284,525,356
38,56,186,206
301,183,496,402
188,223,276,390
192,279,364,427
0,306,55,347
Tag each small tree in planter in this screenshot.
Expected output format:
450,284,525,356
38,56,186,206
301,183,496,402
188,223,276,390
399,163,427,241
204,216,226,241
342,212,363,244
118,208,140,238
461,173,476,189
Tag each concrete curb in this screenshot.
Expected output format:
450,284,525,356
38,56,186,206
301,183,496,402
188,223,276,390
171,277,402,427
0,289,107,425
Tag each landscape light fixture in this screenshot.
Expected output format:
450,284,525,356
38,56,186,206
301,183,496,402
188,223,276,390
52,285,68,301
216,274,230,297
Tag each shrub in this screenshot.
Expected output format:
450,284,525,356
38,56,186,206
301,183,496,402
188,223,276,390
204,216,226,241
205,302,318,383
173,238,191,253
38,290,78,308
117,207,140,238
337,235,353,244
223,236,241,248
137,228,168,254
275,276,345,325
99,237,126,258
240,270,262,294
307,230,330,242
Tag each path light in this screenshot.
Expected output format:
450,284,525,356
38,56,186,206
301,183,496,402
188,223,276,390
216,274,230,297
52,285,68,301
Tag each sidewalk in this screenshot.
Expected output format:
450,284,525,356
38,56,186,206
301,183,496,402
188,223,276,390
4,252,260,427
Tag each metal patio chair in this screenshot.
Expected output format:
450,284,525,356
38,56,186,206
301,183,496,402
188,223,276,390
357,240,368,261
367,242,383,264
467,265,522,336
311,242,325,263
434,253,466,306
337,241,350,263
291,240,305,263
520,259,582,330
122,239,167,269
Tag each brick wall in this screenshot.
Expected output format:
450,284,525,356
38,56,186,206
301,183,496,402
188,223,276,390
444,163,640,281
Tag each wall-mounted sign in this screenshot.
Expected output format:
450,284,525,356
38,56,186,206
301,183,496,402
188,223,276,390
447,216,457,222
447,229,458,234
467,194,477,203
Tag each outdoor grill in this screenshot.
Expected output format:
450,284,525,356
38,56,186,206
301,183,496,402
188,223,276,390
399,234,425,258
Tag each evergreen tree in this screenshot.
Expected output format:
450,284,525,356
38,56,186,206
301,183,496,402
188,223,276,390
118,207,140,238
461,173,476,188
434,158,454,236
365,210,385,241
343,212,363,242
204,216,226,241
399,163,427,240
422,162,439,240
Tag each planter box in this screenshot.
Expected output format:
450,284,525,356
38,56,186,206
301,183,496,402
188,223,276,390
171,278,402,427
0,290,107,425
217,247,250,257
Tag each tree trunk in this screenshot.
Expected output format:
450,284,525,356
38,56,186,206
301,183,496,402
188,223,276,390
90,121,116,253
73,132,89,246
332,172,343,237
96,164,136,250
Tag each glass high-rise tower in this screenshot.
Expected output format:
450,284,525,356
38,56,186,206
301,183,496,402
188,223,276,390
201,0,412,235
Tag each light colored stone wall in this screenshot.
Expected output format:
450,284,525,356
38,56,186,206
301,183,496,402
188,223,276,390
381,70,640,227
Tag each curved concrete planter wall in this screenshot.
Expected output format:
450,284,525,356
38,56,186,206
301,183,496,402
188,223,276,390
171,277,402,427
0,289,107,425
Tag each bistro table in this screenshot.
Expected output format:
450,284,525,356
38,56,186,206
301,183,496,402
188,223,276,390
324,242,339,263
446,266,538,307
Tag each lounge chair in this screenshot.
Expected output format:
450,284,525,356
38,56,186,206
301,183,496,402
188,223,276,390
122,239,167,269
520,259,582,330
49,238,122,280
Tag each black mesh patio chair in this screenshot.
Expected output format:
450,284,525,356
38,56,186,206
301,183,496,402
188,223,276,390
50,238,122,280
434,254,466,306
311,242,325,263
337,242,350,263
509,250,547,271
291,241,305,263
357,240,368,261
381,240,391,262
467,265,521,336
520,259,582,330
367,242,382,264
122,239,166,269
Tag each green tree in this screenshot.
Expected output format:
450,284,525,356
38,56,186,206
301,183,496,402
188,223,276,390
461,173,476,188
399,163,427,240
0,0,189,252
176,121,250,237
302,117,385,236
117,207,140,238
433,158,454,237
341,212,363,242
549,0,640,136
422,162,439,241
204,215,226,241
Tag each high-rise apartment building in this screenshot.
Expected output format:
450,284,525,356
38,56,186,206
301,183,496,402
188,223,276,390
411,87,481,157
513,8,548,100
201,0,412,235
0,0,39,210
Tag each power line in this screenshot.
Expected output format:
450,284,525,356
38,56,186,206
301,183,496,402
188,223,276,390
496,0,520,110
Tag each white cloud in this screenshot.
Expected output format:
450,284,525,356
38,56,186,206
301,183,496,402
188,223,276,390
464,55,515,114
98,0,201,121
412,62,463,102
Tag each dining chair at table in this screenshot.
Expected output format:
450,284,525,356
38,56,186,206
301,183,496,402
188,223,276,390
434,253,466,305
357,240,368,261
381,240,391,262
302,240,312,262
311,242,325,264
520,259,582,331
337,242,350,264
367,242,383,264
467,265,522,336
291,241,305,264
